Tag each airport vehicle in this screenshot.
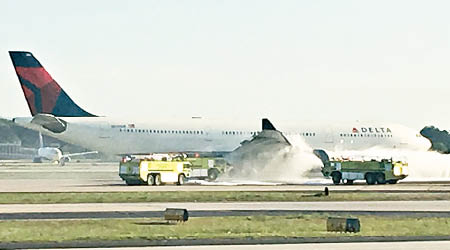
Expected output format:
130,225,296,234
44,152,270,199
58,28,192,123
314,149,408,185
186,157,230,181
9,51,431,157
119,157,192,185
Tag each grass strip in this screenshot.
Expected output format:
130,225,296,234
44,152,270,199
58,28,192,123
0,191,449,204
0,214,449,243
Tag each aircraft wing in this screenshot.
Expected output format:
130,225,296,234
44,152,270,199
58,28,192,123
31,114,67,133
63,151,98,158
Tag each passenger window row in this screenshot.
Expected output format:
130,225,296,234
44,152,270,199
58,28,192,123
117,128,318,137
340,133,393,138
221,131,317,136
222,131,258,135
119,128,204,135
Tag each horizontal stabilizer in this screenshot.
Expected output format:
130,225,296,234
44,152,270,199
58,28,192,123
64,151,98,158
31,114,67,133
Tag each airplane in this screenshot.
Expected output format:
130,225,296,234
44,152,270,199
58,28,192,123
34,132,98,166
8,51,432,158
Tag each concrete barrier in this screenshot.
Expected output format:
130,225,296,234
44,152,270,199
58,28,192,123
327,217,360,233
164,208,189,222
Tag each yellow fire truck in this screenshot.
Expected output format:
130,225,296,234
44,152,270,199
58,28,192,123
119,157,192,185
314,149,408,185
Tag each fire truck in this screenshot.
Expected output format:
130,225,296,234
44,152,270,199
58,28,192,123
119,156,192,185
314,149,408,185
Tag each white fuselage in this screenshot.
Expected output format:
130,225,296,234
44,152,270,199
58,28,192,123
13,116,431,155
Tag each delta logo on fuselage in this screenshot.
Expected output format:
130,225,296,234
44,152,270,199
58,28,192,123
352,127,392,133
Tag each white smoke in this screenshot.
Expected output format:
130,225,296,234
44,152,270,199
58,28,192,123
226,135,323,182
406,151,450,180
226,137,450,183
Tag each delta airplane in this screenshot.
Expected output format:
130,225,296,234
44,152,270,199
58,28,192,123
8,51,431,157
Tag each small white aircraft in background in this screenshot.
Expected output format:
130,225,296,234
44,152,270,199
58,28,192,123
34,132,98,166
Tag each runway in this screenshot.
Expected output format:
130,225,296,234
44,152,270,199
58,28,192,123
1,200,449,213
2,210,450,221
53,241,450,250
1,161,449,249
0,161,449,192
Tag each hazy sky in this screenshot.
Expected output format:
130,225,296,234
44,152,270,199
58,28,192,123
1,0,449,130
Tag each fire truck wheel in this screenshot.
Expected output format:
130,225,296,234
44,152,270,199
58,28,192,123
376,173,386,184
147,174,155,186
331,172,341,185
177,174,186,185
365,173,376,185
208,169,219,181
155,174,162,186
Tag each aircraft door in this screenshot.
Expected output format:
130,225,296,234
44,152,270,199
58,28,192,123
97,122,112,140
325,128,334,144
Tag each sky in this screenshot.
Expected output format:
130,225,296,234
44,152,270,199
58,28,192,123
1,0,449,130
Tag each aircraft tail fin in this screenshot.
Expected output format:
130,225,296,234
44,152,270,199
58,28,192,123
262,118,277,131
9,51,96,117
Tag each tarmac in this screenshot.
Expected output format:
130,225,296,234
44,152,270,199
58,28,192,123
3,237,450,250
0,161,449,192
3,210,450,221
55,241,450,250
1,160,449,249
1,200,450,213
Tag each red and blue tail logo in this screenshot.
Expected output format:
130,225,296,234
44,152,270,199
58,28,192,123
9,51,96,117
